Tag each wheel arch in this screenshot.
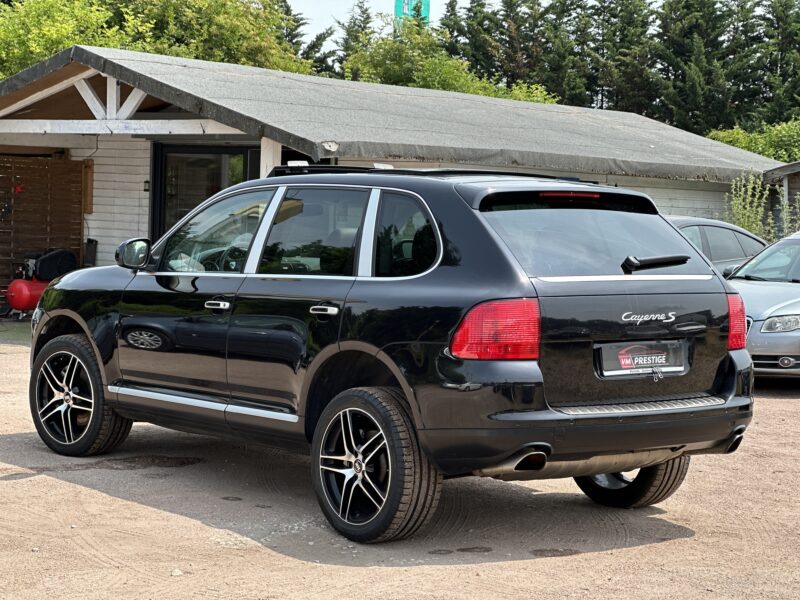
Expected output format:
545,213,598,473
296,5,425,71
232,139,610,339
301,341,420,441
33,310,111,386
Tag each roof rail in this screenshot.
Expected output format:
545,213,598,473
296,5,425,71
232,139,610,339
268,165,371,177
267,165,585,182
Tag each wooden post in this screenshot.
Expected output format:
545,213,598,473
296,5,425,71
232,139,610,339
260,137,282,178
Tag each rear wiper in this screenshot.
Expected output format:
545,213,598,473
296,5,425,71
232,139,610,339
621,254,690,274
730,274,767,281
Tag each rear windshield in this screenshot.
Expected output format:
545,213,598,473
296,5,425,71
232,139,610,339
480,192,711,277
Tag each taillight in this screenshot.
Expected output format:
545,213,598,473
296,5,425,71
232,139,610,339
450,298,540,360
727,293,747,350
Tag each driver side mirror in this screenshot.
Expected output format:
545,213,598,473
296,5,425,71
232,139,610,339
116,238,152,270
722,265,739,279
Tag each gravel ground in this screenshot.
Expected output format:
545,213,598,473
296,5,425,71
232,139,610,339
0,332,798,599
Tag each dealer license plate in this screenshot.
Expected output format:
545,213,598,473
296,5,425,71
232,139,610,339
599,340,686,377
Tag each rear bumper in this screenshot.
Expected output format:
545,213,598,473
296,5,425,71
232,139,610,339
419,394,752,475
417,349,754,476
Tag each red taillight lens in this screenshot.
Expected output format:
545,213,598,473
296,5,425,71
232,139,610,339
450,298,540,360
727,293,747,350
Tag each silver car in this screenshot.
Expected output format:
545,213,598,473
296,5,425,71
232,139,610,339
728,233,800,376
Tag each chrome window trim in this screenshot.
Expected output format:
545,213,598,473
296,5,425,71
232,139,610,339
147,182,443,282
243,186,286,274
357,189,381,277
536,275,714,283
152,184,283,256
362,187,444,282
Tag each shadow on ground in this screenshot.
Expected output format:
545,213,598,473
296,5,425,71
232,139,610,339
0,425,694,567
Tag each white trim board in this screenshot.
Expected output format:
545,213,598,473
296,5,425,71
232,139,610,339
0,119,245,135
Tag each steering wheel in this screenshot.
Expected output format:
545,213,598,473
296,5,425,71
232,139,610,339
218,245,248,272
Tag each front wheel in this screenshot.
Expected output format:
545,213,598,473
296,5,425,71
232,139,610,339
30,334,132,457
311,387,442,543
574,455,691,508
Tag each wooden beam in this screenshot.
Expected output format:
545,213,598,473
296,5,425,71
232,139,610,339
74,79,106,119
0,69,97,118
117,89,147,120
0,119,246,135
260,137,282,178
105,77,119,119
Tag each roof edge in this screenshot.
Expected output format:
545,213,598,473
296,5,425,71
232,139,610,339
0,46,76,97
332,141,770,185
764,160,800,182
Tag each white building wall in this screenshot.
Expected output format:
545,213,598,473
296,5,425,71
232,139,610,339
339,158,731,219
70,136,151,266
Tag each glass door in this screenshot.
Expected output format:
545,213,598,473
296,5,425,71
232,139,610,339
152,144,251,238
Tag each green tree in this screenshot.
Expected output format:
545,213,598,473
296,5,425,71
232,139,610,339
277,1,336,75
708,118,800,162
724,0,766,128
334,0,374,80
110,0,307,73
593,0,660,114
461,0,501,79
440,0,465,58
760,0,800,124
655,0,732,133
538,0,595,107
345,14,557,104
497,0,546,87
0,0,132,78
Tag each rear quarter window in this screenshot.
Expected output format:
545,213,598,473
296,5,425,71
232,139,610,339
479,192,711,277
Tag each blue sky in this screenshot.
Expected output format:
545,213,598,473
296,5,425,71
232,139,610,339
289,1,488,40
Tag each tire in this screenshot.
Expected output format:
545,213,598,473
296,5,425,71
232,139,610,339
311,387,442,543
574,455,691,508
29,334,132,457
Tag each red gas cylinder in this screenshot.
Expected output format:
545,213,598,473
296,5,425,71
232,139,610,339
6,278,49,311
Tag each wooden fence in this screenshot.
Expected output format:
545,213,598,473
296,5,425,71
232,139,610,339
0,156,86,290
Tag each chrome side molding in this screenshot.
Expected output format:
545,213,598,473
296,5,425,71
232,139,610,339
108,385,299,423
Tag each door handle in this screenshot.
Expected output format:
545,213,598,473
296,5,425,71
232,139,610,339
309,305,339,316
205,300,231,311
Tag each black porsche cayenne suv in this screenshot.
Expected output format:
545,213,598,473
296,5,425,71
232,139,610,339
28,168,753,542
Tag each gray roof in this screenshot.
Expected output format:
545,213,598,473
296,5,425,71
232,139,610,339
0,45,783,182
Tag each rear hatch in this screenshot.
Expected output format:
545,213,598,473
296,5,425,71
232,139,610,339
476,186,730,408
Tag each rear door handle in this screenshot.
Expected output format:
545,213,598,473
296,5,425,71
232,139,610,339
309,305,339,316
205,300,231,311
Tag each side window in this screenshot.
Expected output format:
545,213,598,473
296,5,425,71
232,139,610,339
704,226,745,261
681,225,703,250
735,232,765,257
162,189,274,273
258,187,369,276
374,191,437,277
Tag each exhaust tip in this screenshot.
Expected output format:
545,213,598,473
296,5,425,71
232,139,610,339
514,451,547,471
726,434,744,454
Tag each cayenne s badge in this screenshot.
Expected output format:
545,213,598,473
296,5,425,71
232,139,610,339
621,311,677,325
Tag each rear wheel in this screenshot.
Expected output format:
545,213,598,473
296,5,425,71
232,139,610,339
311,387,442,543
574,455,690,508
30,334,132,457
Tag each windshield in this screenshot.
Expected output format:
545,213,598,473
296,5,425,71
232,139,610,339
733,238,800,282
479,193,711,277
